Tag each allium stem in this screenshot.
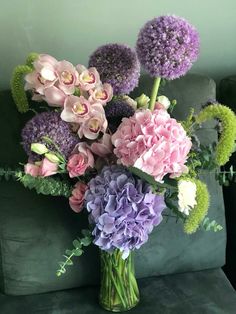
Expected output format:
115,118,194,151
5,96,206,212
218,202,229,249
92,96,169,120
149,77,161,111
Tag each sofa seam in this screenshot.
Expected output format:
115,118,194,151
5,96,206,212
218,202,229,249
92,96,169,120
0,237,6,293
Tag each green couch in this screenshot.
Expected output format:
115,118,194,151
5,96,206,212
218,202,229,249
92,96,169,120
219,75,236,290
0,74,236,313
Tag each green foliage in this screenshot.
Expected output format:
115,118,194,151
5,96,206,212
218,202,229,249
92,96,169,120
181,108,195,135
196,104,236,166
11,64,33,113
185,151,202,178
128,166,177,192
216,165,236,186
0,168,22,181
17,173,73,197
56,229,93,277
201,217,223,232
183,178,210,234
195,143,217,171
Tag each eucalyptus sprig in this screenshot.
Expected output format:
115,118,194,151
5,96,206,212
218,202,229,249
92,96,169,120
201,217,223,232
56,229,93,277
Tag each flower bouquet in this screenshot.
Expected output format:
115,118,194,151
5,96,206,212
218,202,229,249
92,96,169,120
2,15,236,312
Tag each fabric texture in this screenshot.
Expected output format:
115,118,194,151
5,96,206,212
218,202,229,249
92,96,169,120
0,74,226,296
219,75,236,289
0,269,236,314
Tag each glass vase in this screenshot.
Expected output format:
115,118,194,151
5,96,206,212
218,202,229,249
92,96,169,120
99,249,140,312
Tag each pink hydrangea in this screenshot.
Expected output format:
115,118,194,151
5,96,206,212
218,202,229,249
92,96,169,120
112,109,192,182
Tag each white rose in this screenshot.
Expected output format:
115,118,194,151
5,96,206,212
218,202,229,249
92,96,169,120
178,180,197,215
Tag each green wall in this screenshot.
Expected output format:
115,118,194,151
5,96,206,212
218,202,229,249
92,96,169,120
0,0,235,89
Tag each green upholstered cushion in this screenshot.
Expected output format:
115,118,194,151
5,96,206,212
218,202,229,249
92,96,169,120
0,74,226,296
1,269,236,314
219,76,236,289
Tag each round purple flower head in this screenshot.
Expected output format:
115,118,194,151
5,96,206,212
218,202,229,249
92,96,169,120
105,100,135,133
21,111,79,161
136,15,200,79
85,165,166,258
88,44,140,95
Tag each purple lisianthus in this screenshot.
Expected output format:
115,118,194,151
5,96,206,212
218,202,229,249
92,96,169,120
21,111,79,161
136,15,200,79
105,99,135,133
85,165,166,258
88,44,140,95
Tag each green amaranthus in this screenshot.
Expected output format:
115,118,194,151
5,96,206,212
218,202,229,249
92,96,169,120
195,104,236,166
11,52,39,113
183,178,210,234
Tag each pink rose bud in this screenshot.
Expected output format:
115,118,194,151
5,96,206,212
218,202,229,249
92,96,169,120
39,158,58,177
24,163,40,177
69,182,88,213
155,95,171,110
67,143,94,177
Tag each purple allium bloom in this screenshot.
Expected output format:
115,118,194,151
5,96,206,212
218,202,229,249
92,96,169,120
21,111,79,161
105,100,135,133
136,15,200,79
88,44,140,95
85,165,166,258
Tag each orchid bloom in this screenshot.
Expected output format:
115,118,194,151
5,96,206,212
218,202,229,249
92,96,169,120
25,54,58,95
76,65,100,91
61,95,91,123
78,104,108,140
89,83,113,105
56,60,78,95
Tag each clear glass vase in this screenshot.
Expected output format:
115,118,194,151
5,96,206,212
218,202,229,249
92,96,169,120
99,249,140,312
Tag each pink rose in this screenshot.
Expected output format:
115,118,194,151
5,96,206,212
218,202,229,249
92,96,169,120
90,133,113,157
39,158,58,177
69,182,88,213
67,143,94,177
24,163,40,177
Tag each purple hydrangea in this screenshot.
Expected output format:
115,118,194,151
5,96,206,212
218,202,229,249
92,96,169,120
88,44,140,95
85,165,166,258
136,15,200,79
21,111,79,161
105,100,135,133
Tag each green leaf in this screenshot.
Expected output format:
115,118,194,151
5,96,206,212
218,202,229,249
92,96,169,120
128,166,177,190
16,173,73,197
73,249,83,256
81,229,91,237
66,259,73,266
80,237,91,247
73,239,81,249
201,217,223,232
